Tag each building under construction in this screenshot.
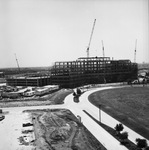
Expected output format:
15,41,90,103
6,19,138,88
6,75,51,87
6,57,138,88
49,19,137,88
50,57,138,88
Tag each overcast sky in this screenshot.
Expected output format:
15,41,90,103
0,0,148,68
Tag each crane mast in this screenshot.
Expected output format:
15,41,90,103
87,19,96,57
101,40,105,57
14,53,20,73
134,39,137,63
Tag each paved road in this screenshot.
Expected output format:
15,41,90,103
1,86,149,150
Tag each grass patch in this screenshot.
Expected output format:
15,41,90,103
88,86,149,139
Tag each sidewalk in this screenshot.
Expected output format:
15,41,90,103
67,104,128,150
64,94,128,150
78,86,149,145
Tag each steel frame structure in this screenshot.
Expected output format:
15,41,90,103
51,57,138,88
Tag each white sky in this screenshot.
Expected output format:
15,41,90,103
0,0,148,68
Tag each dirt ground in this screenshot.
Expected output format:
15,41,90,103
1,88,106,149
89,86,149,140
23,109,106,150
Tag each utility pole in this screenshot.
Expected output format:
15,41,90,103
99,104,102,122
134,39,137,63
101,40,105,57
87,19,96,58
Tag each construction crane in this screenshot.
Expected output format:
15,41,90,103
134,39,137,63
87,19,96,58
101,40,105,57
14,53,20,73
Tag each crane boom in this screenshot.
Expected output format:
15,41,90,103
14,53,20,73
134,39,137,63
87,19,96,57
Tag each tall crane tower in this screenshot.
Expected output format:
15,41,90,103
14,53,20,73
101,40,105,57
134,39,137,63
87,19,96,57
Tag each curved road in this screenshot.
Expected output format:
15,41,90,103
0,86,149,150
73,86,149,145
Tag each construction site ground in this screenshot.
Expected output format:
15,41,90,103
23,109,106,150
0,89,73,108
0,88,106,150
